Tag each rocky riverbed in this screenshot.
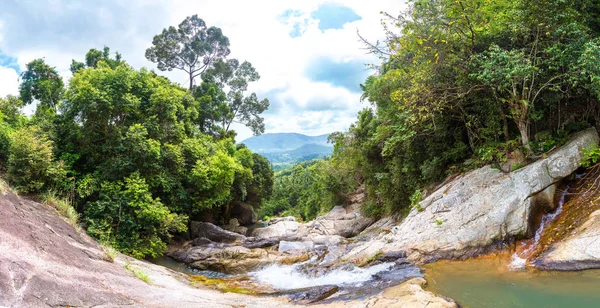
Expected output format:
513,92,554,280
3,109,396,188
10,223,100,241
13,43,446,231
0,181,454,307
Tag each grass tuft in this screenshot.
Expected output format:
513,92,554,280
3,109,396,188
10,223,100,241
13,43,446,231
41,190,81,232
101,243,118,263
0,178,11,194
124,262,151,284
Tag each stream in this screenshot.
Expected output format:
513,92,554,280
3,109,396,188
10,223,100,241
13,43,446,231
150,255,422,301
425,254,600,307
150,170,600,306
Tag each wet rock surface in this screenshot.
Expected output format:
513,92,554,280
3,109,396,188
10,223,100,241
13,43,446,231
172,188,376,277
536,210,600,270
313,277,458,308
190,221,246,243
284,285,340,304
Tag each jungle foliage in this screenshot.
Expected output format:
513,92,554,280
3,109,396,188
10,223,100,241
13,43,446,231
261,0,600,219
0,15,272,258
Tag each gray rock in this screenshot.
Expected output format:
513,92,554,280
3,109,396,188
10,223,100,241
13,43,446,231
251,221,300,238
499,149,527,172
0,188,287,308
284,285,339,304
268,216,296,225
535,210,600,270
190,221,246,243
342,128,600,263
324,206,357,220
310,235,344,246
362,277,458,308
255,201,374,243
242,237,281,249
230,202,258,225
309,216,374,238
221,223,248,236
229,218,240,227
279,241,315,253
192,237,213,246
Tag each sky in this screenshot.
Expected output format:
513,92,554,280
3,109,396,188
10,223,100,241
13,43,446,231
0,0,406,141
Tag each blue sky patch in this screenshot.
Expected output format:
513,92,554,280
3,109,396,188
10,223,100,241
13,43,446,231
311,3,361,31
305,57,368,92
0,52,20,73
279,9,308,38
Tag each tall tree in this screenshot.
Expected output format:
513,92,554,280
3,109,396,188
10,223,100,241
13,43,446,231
19,59,64,113
70,46,123,74
145,15,230,91
204,59,269,135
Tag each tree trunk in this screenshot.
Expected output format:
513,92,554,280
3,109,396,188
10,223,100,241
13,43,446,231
189,72,194,92
517,119,531,154
187,210,193,240
496,100,510,141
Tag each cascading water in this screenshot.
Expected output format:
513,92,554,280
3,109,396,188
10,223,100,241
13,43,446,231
250,262,397,290
248,259,422,302
508,184,571,270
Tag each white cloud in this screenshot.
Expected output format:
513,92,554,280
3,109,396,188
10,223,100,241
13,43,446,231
0,66,19,98
0,0,407,140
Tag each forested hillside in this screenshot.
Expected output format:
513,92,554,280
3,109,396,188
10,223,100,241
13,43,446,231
0,15,273,258
262,0,600,220
242,133,333,170
241,133,330,153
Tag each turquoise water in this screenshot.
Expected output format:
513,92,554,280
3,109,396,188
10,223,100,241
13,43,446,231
425,255,600,307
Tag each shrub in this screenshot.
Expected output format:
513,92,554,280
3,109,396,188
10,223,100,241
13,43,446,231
582,144,600,168
41,190,80,231
409,189,423,212
7,126,66,193
84,173,187,258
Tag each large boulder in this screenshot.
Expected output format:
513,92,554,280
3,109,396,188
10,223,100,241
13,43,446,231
285,285,339,304
221,218,249,236
342,128,599,263
251,221,300,239
169,239,313,274
361,277,458,308
253,202,374,242
170,244,270,274
323,206,357,220
190,221,245,244
230,202,258,225
306,216,373,238
268,216,296,225
301,203,374,238
535,210,600,270
279,241,315,253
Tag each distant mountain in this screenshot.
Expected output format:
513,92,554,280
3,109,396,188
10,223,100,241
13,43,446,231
260,143,334,163
240,133,333,169
241,133,330,153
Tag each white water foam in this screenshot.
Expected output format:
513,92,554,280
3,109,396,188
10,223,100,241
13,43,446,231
249,262,396,290
508,254,527,270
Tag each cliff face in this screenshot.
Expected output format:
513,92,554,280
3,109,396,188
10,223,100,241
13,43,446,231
341,128,600,264
0,189,288,308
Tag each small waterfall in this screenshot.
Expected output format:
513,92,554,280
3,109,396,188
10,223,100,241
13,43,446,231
508,184,571,270
249,262,397,290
